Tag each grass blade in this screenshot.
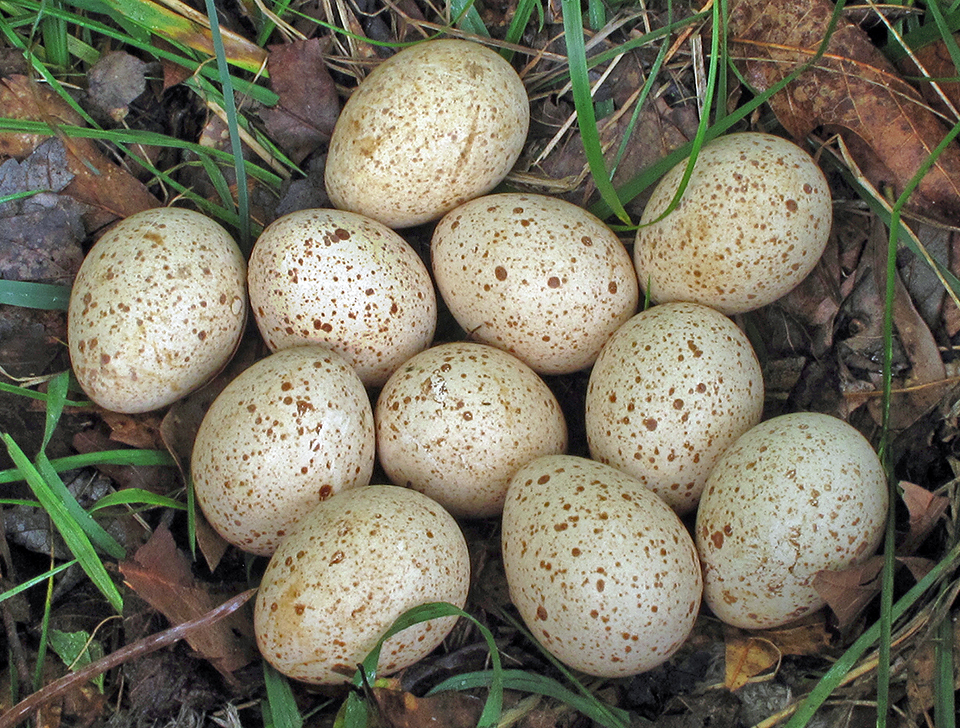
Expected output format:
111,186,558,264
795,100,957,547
0,450,175,485
0,560,77,606
263,662,304,728
501,0,540,61
2,434,124,613
448,0,489,37
203,0,251,252
88,489,186,512
561,0,630,223
0,280,71,310
342,602,503,728
429,670,630,728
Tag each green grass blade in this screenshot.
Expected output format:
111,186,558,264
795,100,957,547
501,0,540,60
0,381,89,407
203,0,251,253
40,0,69,66
561,0,630,223
935,614,956,728
448,0,489,37
263,661,304,728
0,450,175,484
2,434,124,612
784,536,960,728
0,560,77,605
429,670,630,728
0,280,71,310
88,489,186,512
342,602,503,728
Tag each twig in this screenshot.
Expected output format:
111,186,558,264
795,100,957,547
0,588,257,728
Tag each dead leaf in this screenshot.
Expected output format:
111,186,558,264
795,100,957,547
100,410,167,450
119,525,257,680
724,629,780,691
762,614,832,656
261,38,340,164
900,480,951,553
371,681,485,728
898,35,960,120
0,75,160,229
87,51,150,122
728,0,960,224
813,556,885,630
0,138,86,284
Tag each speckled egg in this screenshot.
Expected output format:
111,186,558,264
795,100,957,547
696,412,888,629
248,209,436,387
376,342,567,518
192,346,375,556
68,207,246,413
324,39,529,229
501,455,702,677
585,302,763,514
635,132,832,314
255,485,470,685
432,193,638,375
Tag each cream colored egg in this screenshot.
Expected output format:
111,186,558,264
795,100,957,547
635,132,832,314
325,39,529,229
376,342,567,518
432,193,638,375
696,412,888,629
502,455,702,677
68,207,246,413
255,485,470,685
585,302,763,514
248,209,436,387
192,346,374,556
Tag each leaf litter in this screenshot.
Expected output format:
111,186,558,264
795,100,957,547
1,0,960,726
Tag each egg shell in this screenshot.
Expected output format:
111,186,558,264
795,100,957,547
696,412,888,629
255,485,470,685
501,454,702,677
324,39,529,229
432,193,639,375
248,209,437,387
68,207,247,413
376,342,567,518
192,346,375,556
585,302,763,514
635,132,832,314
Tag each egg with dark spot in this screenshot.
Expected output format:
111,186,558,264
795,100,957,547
585,302,763,514
325,39,529,229
376,342,567,517
192,346,375,556
248,209,436,387
254,485,470,684
635,132,832,314
68,207,246,413
695,412,888,629
432,193,638,374
501,455,702,677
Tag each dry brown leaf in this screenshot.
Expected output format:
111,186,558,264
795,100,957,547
900,480,951,553
898,35,960,120
371,681,485,728
723,629,780,691
261,38,340,164
0,76,160,229
761,614,832,656
119,525,257,679
728,0,960,224
813,556,885,630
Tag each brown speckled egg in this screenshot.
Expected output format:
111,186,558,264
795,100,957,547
585,302,763,514
376,342,567,518
432,193,638,375
68,207,246,413
696,412,888,629
248,209,436,388
255,485,470,685
192,346,374,556
501,455,702,677
635,132,832,314
324,39,529,229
